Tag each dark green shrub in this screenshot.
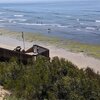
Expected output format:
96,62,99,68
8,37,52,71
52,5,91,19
0,56,100,100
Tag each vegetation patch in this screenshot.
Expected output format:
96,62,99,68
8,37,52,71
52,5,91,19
0,56,100,100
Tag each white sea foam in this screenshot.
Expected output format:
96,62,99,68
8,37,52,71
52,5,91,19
9,19,13,23
58,25,68,28
76,28,81,31
19,23,43,26
8,18,27,23
23,23,44,26
77,18,95,22
14,15,24,17
80,23,84,25
96,20,100,23
48,24,60,27
19,23,59,26
12,21,17,24
66,16,71,18
18,23,69,28
86,27,95,30
16,19,27,21
49,24,68,28
77,18,80,21
0,20,4,22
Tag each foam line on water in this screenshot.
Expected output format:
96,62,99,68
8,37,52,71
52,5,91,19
14,15,24,17
18,22,69,28
76,18,95,22
96,20,100,23
86,27,96,30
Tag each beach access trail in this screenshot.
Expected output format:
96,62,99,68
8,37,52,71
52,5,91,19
0,35,100,72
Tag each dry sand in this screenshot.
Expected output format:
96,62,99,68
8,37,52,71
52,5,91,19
0,35,100,73
0,86,11,100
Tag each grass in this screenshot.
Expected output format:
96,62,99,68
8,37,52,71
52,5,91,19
64,41,100,59
0,28,100,59
5,95,23,100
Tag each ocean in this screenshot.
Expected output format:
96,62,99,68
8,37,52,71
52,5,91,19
0,1,100,44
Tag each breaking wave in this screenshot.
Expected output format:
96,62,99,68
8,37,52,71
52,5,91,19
86,27,96,30
95,20,100,23
18,22,69,28
14,15,24,17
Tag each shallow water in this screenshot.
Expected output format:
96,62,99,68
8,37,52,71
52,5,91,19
0,1,100,44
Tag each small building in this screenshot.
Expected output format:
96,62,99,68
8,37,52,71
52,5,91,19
25,45,49,58
0,45,49,64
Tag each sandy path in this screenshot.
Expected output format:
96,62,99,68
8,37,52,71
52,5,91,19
0,35,100,72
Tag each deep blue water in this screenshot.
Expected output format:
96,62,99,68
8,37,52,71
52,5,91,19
0,1,100,44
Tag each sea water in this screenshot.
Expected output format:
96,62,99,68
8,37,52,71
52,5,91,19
0,0,100,44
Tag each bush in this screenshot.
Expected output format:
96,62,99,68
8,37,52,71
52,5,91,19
0,56,100,100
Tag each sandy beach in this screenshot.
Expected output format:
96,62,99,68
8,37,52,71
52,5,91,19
0,35,100,73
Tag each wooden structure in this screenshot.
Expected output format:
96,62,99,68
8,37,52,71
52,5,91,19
0,45,49,64
25,45,49,58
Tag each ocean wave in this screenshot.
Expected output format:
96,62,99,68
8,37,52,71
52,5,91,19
57,25,69,28
66,16,71,18
95,20,100,23
15,19,27,21
14,15,24,17
80,23,85,25
18,22,69,28
76,28,81,31
0,12,5,14
19,23,44,26
12,21,17,24
0,25,4,27
19,23,59,26
77,18,80,21
0,18,27,23
0,20,4,22
53,12,60,15
76,18,95,22
86,27,95,30
8,18,27,23
2,8,35,14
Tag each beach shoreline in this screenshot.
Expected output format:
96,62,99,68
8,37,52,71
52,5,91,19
0,29,100,72
0,28,100,59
